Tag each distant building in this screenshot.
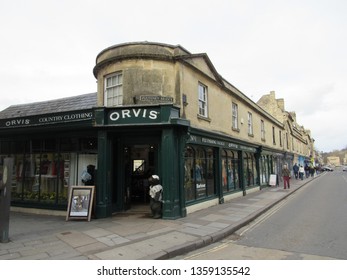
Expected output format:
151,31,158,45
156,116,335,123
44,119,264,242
327,156,341,166
257,91,315,167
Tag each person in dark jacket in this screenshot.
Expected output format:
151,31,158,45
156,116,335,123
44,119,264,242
293,163,299,179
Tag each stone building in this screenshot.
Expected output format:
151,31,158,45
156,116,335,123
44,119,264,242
257,91,315,167
327,156,341,166
0,42,315,219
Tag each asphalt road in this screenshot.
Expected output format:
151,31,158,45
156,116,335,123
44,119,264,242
177,170,347,260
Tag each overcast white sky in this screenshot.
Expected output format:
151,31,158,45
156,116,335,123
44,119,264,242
0,0,346,152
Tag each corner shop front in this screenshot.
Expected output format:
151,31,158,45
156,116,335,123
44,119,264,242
0,103,281,219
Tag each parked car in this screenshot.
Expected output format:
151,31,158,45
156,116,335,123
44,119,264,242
322,166,334,172
343,166,347,172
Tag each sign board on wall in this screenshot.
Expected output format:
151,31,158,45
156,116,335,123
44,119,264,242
269,174,277,186
0,110,94,129
134,95,174,104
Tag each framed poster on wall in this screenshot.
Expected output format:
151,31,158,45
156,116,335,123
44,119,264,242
66,186,95,221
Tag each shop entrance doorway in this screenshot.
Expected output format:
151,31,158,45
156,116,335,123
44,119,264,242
123,144,157,211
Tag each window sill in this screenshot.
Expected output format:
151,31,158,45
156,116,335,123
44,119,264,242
248,133,254,138
197,115,211,122
232,127,240,133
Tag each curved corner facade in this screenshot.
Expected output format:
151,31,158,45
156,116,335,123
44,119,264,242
0,42,315,219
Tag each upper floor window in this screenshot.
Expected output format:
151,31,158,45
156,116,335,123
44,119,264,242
232,103,238,130
261,120,265,140
286,133,289,149
247,112,253,135
105,72,123,106
272,126,276,145
198,83,208,117
279,130,282,147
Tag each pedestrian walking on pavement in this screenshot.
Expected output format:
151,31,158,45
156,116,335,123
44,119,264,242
299,165,305,180
293,163,299,179
305,164,310,178
282,164,291,189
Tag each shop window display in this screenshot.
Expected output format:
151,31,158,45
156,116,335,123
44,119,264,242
222,150,240,193
12,153,70,203
184,146,195,202
195,147,207,198
1,137,97,208
260,156,269,185
243,152,253,187
243,152,258,187
184,145,216,203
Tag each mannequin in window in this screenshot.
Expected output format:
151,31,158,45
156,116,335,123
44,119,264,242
148,175,163,219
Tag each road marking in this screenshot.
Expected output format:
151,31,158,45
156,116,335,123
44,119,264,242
238,198,292,236
182,177,320,259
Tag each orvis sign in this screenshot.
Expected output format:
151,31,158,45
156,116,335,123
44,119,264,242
106,107,163,125
0,110,93,129
94,105,180,126
109,108,159,122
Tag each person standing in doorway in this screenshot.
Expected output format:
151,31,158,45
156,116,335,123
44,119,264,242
282,164,291,189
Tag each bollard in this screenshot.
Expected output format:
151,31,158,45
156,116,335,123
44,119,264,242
0,158,14,243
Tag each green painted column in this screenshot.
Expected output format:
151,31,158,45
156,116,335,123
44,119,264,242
161,127,182,219
95,130,112,218
255,146,262,187
177,129,188,217
215,147,223,204
239,151,246,196
0,158,14,243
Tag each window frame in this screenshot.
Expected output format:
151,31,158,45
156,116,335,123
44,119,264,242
232,102,239,130
261,119,265,140
198,83,208,118
104,72,123,107
272,126,276,145
247,112,253,136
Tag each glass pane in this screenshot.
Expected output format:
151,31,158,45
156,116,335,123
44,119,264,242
184,146,195,202
106,77,111,87
39,153,57,203
11,154,23,201
206,148,215,196
22,154,40,202
222,157,227,192
112,76,117,85
195,148,206,198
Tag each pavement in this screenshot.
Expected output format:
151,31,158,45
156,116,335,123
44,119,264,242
0,174,321,260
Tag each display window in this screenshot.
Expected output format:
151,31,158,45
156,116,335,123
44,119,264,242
184,145,216,203
222,149,240,193
259,155,270,185
184,146,195,202
243,152,257,188
0,137,97,208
